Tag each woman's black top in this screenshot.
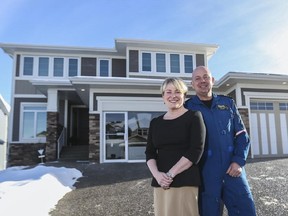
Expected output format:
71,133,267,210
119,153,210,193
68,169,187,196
145,110,206,187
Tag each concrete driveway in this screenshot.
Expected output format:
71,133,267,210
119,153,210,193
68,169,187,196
49,158,288,216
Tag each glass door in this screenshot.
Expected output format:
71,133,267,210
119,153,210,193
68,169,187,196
104,112,126,161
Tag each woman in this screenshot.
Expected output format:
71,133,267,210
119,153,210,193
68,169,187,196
145,77,206,216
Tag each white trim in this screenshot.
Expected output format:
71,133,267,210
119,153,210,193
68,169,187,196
96,96,167,113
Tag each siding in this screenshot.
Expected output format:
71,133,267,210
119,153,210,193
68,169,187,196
81,57,97,76
112,59,126,77
129,50,139,72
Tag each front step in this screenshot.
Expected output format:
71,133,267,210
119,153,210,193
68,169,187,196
60,145,89,161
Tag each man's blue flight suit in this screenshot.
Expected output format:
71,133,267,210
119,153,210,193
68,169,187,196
185,93,256,216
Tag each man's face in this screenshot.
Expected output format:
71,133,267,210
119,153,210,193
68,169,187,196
191,67,214,98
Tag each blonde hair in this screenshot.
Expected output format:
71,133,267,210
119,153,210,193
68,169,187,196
160,77,188,96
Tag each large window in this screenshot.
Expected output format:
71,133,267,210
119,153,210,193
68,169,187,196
139,51,196,75
22,56,79,78
104,111,164,161
23,57,34,75
21,105,47,141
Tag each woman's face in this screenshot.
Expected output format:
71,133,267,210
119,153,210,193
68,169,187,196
162,83,185,110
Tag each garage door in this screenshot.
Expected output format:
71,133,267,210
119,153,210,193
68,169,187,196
250,100,288,158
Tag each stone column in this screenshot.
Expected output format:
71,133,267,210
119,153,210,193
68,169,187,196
46,112,59,161
89,113,100,162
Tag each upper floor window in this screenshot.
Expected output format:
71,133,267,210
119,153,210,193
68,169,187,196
99,59,109,77
170,54,180,73
142,53,151,72
23,57,34,75
156,53,166,72
53,58,64,77
69,59,78,77
184,55,193,73
21,104,47,141
21,56,79,78
138,51,197,76
38,57,49,76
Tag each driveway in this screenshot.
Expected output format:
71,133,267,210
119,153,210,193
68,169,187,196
49,158,288,216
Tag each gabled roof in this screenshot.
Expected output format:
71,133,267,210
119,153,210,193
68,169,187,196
0,95,10,115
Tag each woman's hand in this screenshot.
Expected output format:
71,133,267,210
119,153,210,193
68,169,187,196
155,171,173,189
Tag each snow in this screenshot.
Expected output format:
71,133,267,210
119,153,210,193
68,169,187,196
0,164,82,216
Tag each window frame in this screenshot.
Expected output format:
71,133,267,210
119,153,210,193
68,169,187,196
20,55,80,78
97,58,111,77
138,51,197,76
20,103,47,143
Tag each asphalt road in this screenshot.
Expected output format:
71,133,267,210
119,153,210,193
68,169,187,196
49,158,288,216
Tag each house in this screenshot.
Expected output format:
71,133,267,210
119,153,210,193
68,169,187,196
0,39,287,166
0,94,10,170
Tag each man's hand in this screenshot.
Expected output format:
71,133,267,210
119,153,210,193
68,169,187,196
226,162,242,177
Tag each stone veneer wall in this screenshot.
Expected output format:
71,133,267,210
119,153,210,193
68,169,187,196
89,113,100,162
238,108,252,158
8,143,46,166
46,112,59,161
238,108,249,133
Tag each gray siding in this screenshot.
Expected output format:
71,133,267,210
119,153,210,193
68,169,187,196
129,50,139,72
112,59,126,77
81,57,97,76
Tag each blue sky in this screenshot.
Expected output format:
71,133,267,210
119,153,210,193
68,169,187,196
0,0,288,104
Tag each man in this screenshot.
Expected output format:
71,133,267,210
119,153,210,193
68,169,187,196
185,66,256,216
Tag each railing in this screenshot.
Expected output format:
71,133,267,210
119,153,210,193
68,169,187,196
57,127,66,159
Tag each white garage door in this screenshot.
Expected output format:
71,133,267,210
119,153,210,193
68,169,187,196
250,100,288,158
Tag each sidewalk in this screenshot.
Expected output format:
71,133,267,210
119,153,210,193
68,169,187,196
49,158,288,216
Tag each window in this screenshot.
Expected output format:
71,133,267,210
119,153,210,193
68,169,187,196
250,101,274,110
22,105,47,140
53,58,64,77
23,57,34,75
99,59,109,77
38,57,49,76
156,53,166,72
69,59,78,76
170,54,180,73
279,103,288,111
142,53,151,71
184,55,193,73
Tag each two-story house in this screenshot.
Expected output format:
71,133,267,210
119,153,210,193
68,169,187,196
1,39,288,166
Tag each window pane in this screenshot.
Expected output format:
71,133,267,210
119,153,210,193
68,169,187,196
156,53,166,72
39,57,49,76
53,58,64,77
128,111,164,160
142,53,151,71
36,112,47,137
170,54,180,73
69,59,78,77
100,60,109,77
105,113,125,160
24,106,46,111
23,112,34,138
184,55,193,73
23,57,33,75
